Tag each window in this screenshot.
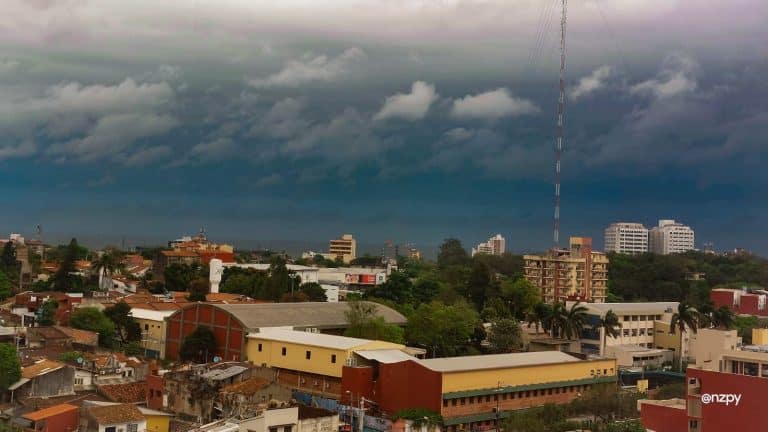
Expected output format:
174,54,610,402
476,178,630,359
282,347,287,356
331,354,337,363
452,399,457,406
604,369,607,375
631,315,638,321
548,389,553,395
306,350,312,360
284,426,293,432
443,400,448,407
502,393,508,400
469,396,474,403
623,316,629,322
656,315,662,320
485,395,491,403
460,398,466,405
150,389,154,397
144,324,149,331
258,343,263,352
105,428,116,432
525,391,530,397
269,428,278,432
623,329,629,337
75,378,83,385
128,425,138,432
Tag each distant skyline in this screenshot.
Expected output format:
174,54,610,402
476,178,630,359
1,0,766,255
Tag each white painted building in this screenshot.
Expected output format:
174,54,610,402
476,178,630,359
471,234,506,256
649,219,695,255
604,222,649,255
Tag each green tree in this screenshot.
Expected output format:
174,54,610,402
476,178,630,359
69,307,116,348
344,301,404,343
499,278,541,319
0,270,12,301
36,298,59,326
1,242,17,277
412,277,441,305
488,318,522,353
711,305,735,330
526,302,553,335
187,277,209,302
0,344,22,393
598,310,621,355
103,301,141,344
53,238,82,292
365,271,413,304
466,260,493,310
92,251,121,290
264,256,296,301
406,301,480,357
437,239,469,269
670,302,699,370
180,326,217,363
299,282,328,302
164,263,199,292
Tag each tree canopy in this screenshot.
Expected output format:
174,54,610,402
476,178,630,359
344,301,404,343
69,307,116,348
180,326,217,363
103,301,141,345
0,344,21,393
406,300,480,357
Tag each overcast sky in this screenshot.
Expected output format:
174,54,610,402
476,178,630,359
1,0,767,255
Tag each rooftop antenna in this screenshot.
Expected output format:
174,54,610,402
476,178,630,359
553,0,568,247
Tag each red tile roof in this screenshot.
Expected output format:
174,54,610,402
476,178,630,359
88,403,145,425
98,382,147,404
23,403,79,421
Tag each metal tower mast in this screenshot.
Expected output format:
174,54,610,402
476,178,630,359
553,0,567,247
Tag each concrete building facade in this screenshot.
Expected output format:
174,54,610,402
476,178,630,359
649,219,695,255
603,222,649,255
471,234,506,257
523,237,608,304
328,234,356,264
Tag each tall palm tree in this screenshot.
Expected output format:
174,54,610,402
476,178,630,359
92,251,119,291
711,306,735,330
526,302,553,335
697,300,715,328
561,302,588,340
670,302,699,371
550,302,567,338
598,309,621,356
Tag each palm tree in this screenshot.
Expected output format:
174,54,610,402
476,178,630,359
670,302,699,371
598,309,621,356
549,302,567,338
525,302,553,335
92,251,119,291
560,302,588,340
697,300,715,328
711,306,735,330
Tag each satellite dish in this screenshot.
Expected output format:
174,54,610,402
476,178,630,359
213,356,221,363
77,357,84,364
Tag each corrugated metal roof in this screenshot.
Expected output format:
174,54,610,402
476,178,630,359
128,308,175,321
249,328,386,350
200,365,248,380
418,352,579,372
355,349,415,364
210,301,407,331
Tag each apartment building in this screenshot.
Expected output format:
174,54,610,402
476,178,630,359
328,234,356,264
604,222,649,254
471,234,506,257
649,219,695,255
523,237,608,304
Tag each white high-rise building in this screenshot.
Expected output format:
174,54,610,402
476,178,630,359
604,222,649,254
649,219,695,255
471,234,506,256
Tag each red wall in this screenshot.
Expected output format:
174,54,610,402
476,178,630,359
199,251,235,265
711,290,768,317
147,374,165,410
710,290,735,310
640,402,688,432
342,361,442,416
740,295,761,315
690,368,768,432
165,304,245,361
39,408,79,432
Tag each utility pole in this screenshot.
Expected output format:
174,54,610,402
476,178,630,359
553,0,568,247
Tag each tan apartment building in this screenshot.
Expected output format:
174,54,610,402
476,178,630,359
524,237,608,304
328,234,356,264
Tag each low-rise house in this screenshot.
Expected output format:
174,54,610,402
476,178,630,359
10,359,75,400
81,402,147,432
19,403,80,432
27,326,99,352
81,401,172,432
80,353,147,386
218,377,293,418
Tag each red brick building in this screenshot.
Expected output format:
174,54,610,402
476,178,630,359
21,403,79,432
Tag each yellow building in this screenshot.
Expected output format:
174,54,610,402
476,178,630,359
524,237,608,304
129,308,175,359
246,328,404,378
328,234,356,264
140,407,173,432
753,328,768,345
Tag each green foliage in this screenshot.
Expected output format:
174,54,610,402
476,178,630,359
734,315,768,344
604,420,646,432
36,298,59,326
656,382,686,399
187,277,209,301
53,238,85,292
0,343,22,392
344,301,405,343
503,404,578,432
164,263,203,292
365,271,414,304
406,300,480,357
1,242,18,278
569,384,642,424
499,277,540,319
488,318,522,353
122,341,144,356
350,255,383,267
104,301,141,344
608,251,768,303
391,408,443,426
0,270,12,301
31,279,52,292
299,282,327,302
219,257,301,301
180,326,217,363
69,307,116,348
437,238,469,269
59,351,83,363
